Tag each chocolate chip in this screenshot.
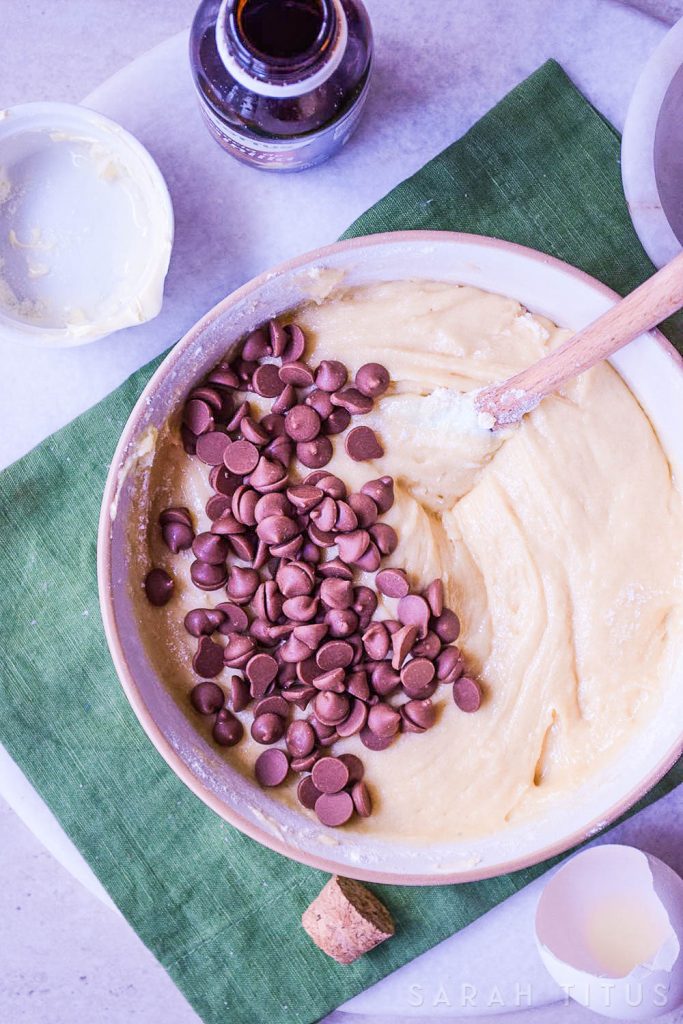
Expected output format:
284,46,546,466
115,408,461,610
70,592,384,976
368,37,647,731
159,506,192,526
195,430,231,466
280,632,314,663
190,560,227,591
256,514,300,545
312,756,350,794
412,630,441,660
436,645,465,682
224,439,259,475
294,622,329,650
319,577,354,610
192,636,225,677
315,791,354,827
335,698,368,738
212,709,244,746
192,532,229,564
206,365,240,390
181,425,197,454
336,529,370,564
286,720,316,758
314,639,352,671
282,595,319,623
360,727,394,751
246,652,278,694
325,607,359,638
287,484,324,513
367,702,401,739
254,695,289,718
281,323,306,362
223,633,257,668
331,387,373,415
355,362,390,398
397,594,431,638
279,360,315,387
453,676,482,712
228,674,251,712
362,621,390,660
434,608,461,643
249,456,288,492
313,690,349,726
310,495,337,532
376,568,409,598
268,320,287,357
190,681,224,715
296,436,333,469
251,712,285,744
242,327,270,361
162,521,194,553
282,685,317,712
315,360,347,392
371,662,401,697
255,493,292,524
252,363,285,398
205,495,232,521
317,557,353,581
184,608,225,637
348,492,378,528
292,748,322,773
361,476,394,513
272,383,297,415
425,578,444,617
183,399,214,435
370,523,398,556
339,753,364,783
353,542,381,572
216,602,250,633
323,407,351,435
306,388,334,418
401,698,436,733
351,780,372,817
311,667,346,692
274,561,315,598
226,565,260,604
211,511,247,536
391,624,418,670
226,400,250,432
353,586,377,628
252,580,283,622
334,501,358,532
255,748,289,786
211,465,240,497
297,775,322,809
241,416,271,446
144,568,174,606
400,657,437,699
347,669,371,702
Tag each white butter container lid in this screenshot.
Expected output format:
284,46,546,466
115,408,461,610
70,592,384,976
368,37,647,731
0,102,174,347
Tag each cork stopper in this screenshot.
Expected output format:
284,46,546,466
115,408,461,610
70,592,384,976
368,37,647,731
302,875,395,964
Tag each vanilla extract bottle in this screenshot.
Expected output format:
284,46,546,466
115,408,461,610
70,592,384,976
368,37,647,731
190,0,373,171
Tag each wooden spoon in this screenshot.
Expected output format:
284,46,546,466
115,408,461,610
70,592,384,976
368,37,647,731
474,249,683,428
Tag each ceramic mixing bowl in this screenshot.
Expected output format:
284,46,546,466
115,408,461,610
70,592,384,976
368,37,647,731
98,231,683,885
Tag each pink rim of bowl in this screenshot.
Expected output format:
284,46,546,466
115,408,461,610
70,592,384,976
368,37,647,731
97,230,683,886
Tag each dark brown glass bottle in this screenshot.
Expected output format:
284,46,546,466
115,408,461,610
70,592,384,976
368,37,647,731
189,0,373,171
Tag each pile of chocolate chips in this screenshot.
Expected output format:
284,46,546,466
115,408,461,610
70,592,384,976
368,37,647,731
144,319,482,828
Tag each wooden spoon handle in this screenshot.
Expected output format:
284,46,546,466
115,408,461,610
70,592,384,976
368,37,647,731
475,249,683,427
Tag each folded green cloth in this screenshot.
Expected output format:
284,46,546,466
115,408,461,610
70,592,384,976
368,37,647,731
1,60,681,1024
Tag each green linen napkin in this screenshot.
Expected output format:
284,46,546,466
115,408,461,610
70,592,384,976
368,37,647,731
1,59,681,1024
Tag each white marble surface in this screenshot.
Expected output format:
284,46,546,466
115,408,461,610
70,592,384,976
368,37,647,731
1,2,682,1023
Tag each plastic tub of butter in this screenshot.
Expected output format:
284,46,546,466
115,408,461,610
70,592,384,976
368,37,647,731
0,102,173,347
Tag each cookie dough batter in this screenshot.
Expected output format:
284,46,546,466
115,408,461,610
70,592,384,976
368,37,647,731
132,280,683,842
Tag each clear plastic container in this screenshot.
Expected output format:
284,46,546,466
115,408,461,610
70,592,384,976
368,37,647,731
189,0,373,172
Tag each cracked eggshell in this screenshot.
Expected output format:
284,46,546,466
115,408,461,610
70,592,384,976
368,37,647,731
0,102,173,347
535,845,683,1019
